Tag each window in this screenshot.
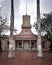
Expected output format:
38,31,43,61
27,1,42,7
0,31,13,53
18,42,22,48
34,40,37,43
7,41,9,48
31,42,34,48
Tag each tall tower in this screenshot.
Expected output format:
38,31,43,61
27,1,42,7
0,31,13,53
37,0,43,57
22,5,31,28
22,15,31,28
8,0,15,58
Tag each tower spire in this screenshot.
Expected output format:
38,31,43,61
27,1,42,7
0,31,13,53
0,7,2,17
26,4,27,15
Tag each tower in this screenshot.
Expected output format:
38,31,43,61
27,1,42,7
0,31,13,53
22,15,31,28
8,0,15,59
37,0,43,58
22,4,31,28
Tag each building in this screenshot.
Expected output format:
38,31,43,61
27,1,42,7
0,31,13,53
0,14,50,51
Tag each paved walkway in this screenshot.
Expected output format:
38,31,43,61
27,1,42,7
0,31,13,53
0,51,52,65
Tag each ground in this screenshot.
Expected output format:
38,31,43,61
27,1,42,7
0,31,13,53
0,51,52,65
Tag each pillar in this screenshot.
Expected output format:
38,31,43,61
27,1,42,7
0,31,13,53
22,40,23,49
1,39,4,50
13,40,15,50
30,40,31,50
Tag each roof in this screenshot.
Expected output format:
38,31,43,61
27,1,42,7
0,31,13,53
14,28,38,40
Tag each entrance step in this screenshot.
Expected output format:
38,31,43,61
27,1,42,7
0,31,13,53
16,48,37,51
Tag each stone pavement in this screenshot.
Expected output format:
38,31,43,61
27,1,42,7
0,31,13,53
0,51,52,65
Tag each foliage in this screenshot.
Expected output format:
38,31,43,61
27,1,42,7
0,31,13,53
0,17,9,36
0,17,17,36
41,12,52,40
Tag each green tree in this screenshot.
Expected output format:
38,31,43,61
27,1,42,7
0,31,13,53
0,16,17,37
0,16,9,37
41,12,52,51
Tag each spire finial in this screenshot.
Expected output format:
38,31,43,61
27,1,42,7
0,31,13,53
26,4,27,15
0,6,2,17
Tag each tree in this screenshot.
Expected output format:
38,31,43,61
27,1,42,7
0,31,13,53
0,7,17,37
0,16,17,37
0,17,9,37
41,12,52,51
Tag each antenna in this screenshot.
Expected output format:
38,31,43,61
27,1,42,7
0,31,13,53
26,4,27,15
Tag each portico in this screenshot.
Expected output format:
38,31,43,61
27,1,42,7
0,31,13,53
15,40,37,51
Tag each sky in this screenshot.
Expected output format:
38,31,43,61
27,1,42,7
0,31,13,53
0,0,52,35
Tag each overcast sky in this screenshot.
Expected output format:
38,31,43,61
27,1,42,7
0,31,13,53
0,0,52,35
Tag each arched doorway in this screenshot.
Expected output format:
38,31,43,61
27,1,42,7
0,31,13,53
0,41,2,51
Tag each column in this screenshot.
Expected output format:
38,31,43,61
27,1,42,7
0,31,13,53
34,42,35,49
5,40,7,49
13,40,15,50
30,40,31,50
22,40,23,50
1,39,4,50
2,39,6,50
